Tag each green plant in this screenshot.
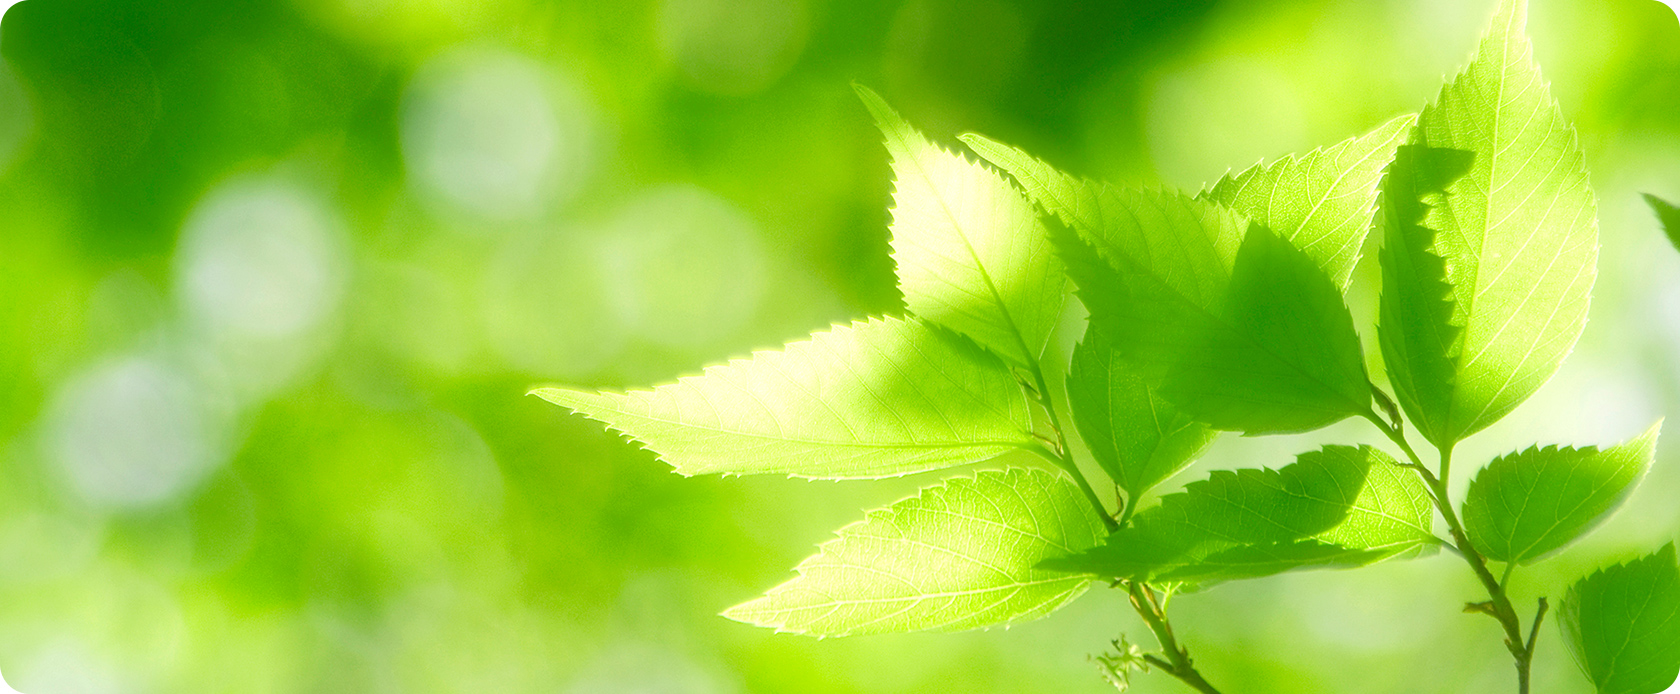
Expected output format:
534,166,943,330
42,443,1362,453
533,1,1679,691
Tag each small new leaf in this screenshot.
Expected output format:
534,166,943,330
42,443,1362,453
533,316,1037,479
1047,445,1436,585
1561,544,1680,694
723,468,1105,636
1377,0,1599,447
1646,193,1680,253
1463,422,1662,564
857,85,1065,367
954,139,1373,435
1201,113,1416,291
1067,330,1217,498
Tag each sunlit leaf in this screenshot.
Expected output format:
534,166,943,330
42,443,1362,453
723,468,1105,636
1066,329,1217,498
1377,0,1599,447
1463,422,1661,564
965,139,1371,435
1046,445,1436,584
1646,193,1680,253
1201,113,1416,291
533,316,1037,479
1561,544,1680,694
857,85,1065,367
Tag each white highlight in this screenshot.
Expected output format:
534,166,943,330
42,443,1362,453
402,47,595,222
0,665,21,693
45,355,226,511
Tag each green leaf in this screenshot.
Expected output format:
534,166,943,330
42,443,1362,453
532,316,1037,479
856,85,1065,367
1561,544,1680,694
1646,193,1680,253
1046,445,1436,584
1066,329,1217,498
723,468,1105,636
1463,422,1662,564
1201,114,1417,291
1376,0,1599,447
962,139,1372,435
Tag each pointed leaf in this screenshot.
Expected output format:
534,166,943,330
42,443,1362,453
963,139,1372,435
532,316,1036,479
1046,445,1436,584
1066,329,1217,498
857,86,1064,366
723,468,1105,636
1646,193,1680,253
1463,422,1661,564
1377,0,1599,447
1561,544,1680,694
1201,114,1417,291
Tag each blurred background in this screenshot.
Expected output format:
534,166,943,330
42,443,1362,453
0,0,1676,691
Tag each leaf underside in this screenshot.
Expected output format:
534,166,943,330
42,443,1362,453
1378,0,1599,448
1562,544,1680,694
1463,422,1661,564
532,315,1036,479
1046,445,1437,586
858,85,1065,367
1066,329,1217,498
723,468,1105,637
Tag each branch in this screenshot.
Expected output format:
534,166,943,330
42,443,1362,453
1126,581,1224,694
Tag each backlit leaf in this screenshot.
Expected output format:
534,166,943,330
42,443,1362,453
533,316,1037,479
857,85,1065,366
1561,544,1680,694
1045,445,1436,584
1377,0,1599,447
1646,193,1680,253
1463,422,1661,564
1201,114,1416,291
1066,329,1217,498
723,468,1105,636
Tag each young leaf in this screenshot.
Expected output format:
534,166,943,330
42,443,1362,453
532,316,1037,479
1066,329,1217,498
856,85,1065,367
1463,422,1662,564
1046,445,1436,584
955,141,1374,435
1561,544,1680,694
1201,113,1417,291
723,468,1105,637
1646,193,1680,253
1377,0,1599,447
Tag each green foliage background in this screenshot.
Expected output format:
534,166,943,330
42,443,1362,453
0,0,1677,691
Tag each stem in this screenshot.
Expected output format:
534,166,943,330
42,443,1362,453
1020,361,1119,533
1127,581,1223,694
1362,412,1539,693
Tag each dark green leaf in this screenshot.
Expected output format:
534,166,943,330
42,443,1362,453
1463,422,1661,564
723,468,1105,636
954,140,1374,435
1646,193,1680,253
1045,445,1436,585
1561,544,1680,694
1066,329,1217,498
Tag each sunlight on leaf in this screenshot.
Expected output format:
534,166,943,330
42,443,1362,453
1463,422,1661,564
1066,329,1216,499
1377,0,1599,447
723,468,1104,636
857,85,1065,367
533,315,1037,478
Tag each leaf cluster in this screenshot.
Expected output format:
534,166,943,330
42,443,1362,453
534,1,1677,691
